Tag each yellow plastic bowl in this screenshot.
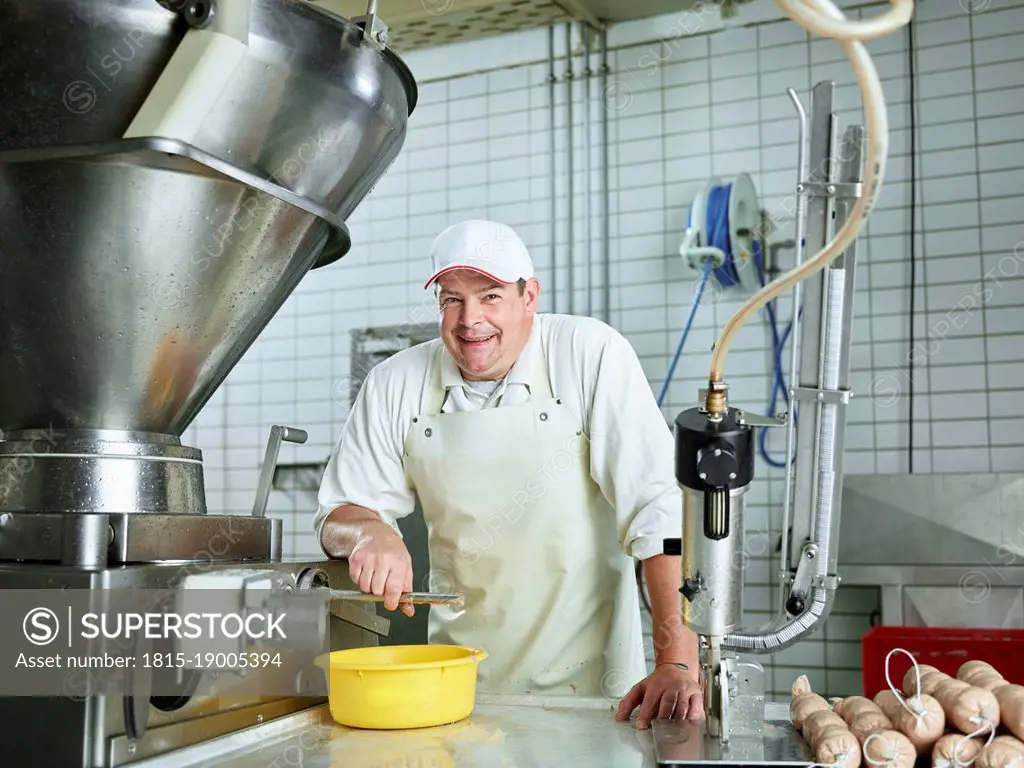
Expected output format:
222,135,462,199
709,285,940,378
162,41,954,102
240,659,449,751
317,644,487,730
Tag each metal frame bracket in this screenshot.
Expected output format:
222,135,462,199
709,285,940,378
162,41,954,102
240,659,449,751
796,181,863,199
813,574,841,590
352,13,388,48
789,386,852,405
351,0,389,49
735,410,788,428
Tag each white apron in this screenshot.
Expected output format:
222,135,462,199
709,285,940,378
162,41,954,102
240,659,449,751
402,342,647,696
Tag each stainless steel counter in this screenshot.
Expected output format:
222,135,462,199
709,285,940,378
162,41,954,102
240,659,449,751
129,694,807,768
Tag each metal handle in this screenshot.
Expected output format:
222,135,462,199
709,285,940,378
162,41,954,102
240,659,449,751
252,425,308,518
327,589,465,610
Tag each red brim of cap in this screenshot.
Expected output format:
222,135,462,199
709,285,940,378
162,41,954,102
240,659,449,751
423,265,514,289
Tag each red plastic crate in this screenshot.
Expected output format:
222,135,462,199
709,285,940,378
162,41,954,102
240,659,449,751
861,626,1024,698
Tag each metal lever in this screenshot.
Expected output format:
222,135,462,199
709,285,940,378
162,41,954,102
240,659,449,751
327,590,466,610
786,543,819,616
252,425,308,518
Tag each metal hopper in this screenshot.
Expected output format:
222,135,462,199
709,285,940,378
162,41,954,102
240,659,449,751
0,0,417,523
0,0,416,436
0,3,416,760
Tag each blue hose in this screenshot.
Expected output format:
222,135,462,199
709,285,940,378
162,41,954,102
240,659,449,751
658,257,713,408
754,241,798,468
706,184,741,287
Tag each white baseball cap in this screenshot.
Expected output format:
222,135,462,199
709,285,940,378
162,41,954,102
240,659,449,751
424,219,535,290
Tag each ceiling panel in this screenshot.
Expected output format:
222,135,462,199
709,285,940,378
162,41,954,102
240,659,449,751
311,0,713,52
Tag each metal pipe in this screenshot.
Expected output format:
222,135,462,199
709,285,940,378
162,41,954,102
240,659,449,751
564,22,574,314
583,23,592,317
778,87,808,611
786,81,834,577
549,25,558,312
823,126,865,577
600,27,610,324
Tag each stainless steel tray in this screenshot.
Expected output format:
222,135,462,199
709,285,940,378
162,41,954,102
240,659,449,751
652,703,813,766
128,696,815,768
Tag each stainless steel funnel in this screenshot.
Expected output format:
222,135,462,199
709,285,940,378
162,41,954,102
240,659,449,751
0,0,417,216
0,0,417,436
0,0,417,520
1,143,347,435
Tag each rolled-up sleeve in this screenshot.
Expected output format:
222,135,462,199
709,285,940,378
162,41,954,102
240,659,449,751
314,365,416,544
586,330,683,560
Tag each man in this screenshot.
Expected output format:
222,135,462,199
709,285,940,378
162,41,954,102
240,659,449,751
315,219,702,729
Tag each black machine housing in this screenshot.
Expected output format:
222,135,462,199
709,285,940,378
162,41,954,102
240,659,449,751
663,405,755,555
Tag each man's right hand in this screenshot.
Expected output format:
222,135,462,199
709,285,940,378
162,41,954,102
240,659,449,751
348,521,415,617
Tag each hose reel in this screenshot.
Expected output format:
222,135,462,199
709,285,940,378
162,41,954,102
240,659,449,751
678,173,763,294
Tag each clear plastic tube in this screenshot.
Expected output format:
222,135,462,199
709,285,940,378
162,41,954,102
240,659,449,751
707,0,913,385
776,0,913,41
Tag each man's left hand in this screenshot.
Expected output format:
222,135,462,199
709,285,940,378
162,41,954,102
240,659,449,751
615,664,704,730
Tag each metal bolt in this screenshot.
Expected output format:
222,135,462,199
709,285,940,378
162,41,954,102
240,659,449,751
256,713,264,723
184,0,215,27
127,744,136,756
699,472,707,480
729,472,737,480
425,428,432,437
827,184,836,195
816,392,824,401
714,448,722,457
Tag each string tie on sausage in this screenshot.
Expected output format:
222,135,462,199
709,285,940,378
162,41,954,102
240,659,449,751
883,647,928,728
953,720,996,768
862,732,899,767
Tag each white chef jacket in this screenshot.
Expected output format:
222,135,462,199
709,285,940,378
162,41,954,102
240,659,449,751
314,312,682,560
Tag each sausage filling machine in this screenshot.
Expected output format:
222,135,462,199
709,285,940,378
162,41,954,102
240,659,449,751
0,0,415,764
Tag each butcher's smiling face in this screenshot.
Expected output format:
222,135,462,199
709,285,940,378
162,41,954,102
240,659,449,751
437,269,540,380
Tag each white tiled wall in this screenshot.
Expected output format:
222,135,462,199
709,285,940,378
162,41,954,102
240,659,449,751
183,0,1024,699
